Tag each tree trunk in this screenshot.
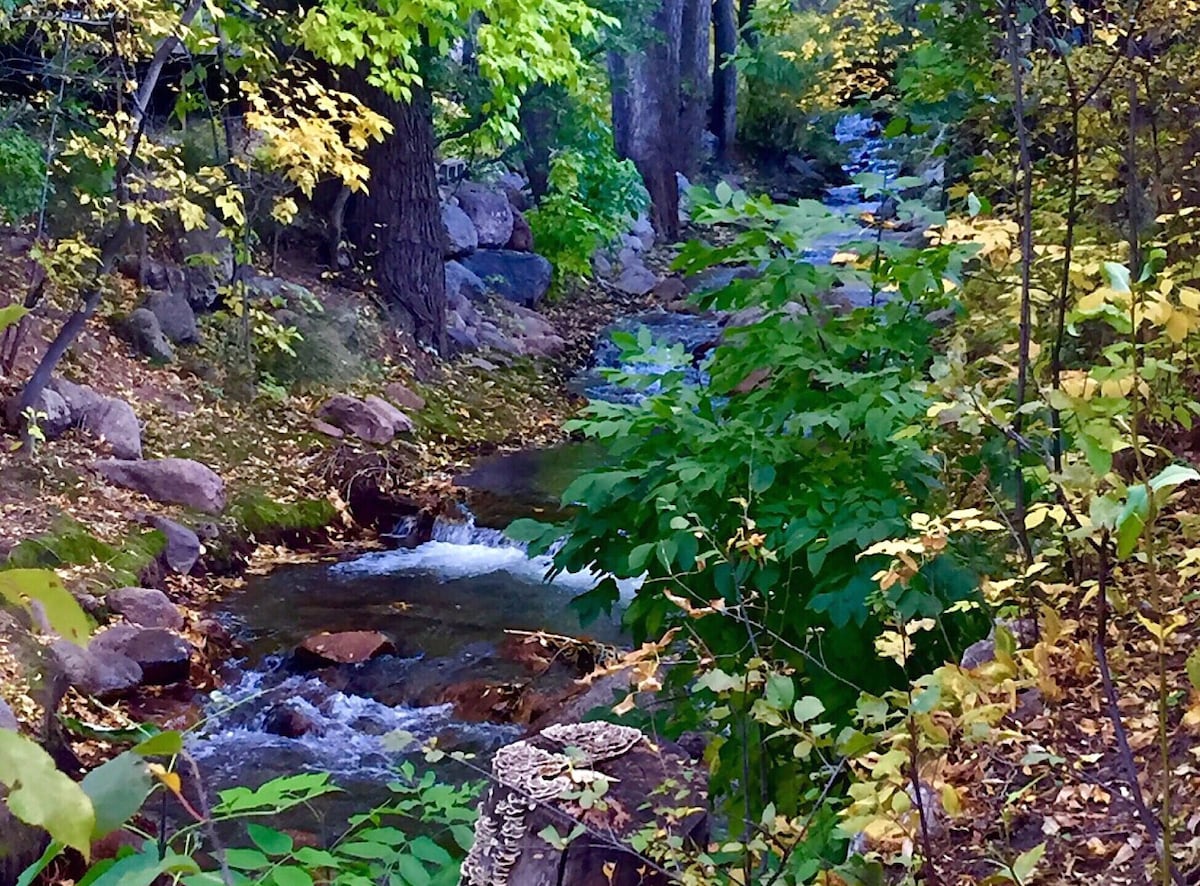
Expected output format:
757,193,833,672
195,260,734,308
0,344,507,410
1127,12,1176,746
712,0,738,162
610,0,711,241
346,80,447,353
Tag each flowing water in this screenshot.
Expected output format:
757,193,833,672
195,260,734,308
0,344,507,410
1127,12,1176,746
189,112,906,806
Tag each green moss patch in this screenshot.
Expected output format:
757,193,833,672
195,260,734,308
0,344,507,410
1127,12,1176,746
4,516,165,590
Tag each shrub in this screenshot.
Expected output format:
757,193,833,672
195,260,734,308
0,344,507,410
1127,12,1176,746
0,127,46,223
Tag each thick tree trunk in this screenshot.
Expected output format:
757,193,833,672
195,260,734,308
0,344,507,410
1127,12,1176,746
712,0,739,162
346,81,447,353
609,0,709,241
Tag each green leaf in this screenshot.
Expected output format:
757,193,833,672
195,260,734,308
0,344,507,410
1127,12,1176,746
1186,647,1200,691
247,823,294,856
81,751,152,839
751,464,776,493
765,673,794,710
132,730,183,757
225,848,272,871
1103,261,1132,293
1115,484,1149,560
1011,841,1045,883
1148,464,1200,494
792,695,826,723
714,180,734,206
396,852,433,886
0,569,92,645
86,849,199,886
0,731,95,855
883,116,908,138
0,304,29,333
272,866,314,886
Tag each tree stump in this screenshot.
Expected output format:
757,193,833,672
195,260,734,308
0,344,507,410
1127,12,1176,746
459,722,707,886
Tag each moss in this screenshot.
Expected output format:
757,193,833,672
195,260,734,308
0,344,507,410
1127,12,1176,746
228,490,338,536
4,516,165,590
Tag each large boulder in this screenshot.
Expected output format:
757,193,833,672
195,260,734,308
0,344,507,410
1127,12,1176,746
143,290,199,345
50,639,142,698
120,629,192,685
93,458,226,513
454,184,514,248
106,587,184,631
614,262,659,296
4,387,71,438
177,215,234,310
80,397,142,459
445,260,487,305
147,516,202,575
442,203,479,258
460,250,553,308
120,308,174,362
316,394,412,445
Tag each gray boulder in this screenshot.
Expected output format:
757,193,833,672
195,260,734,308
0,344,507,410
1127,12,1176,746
48,376,103,416
51,639,142,698
4,387,71,438
442,204,479,257
148,516,202,575
121,629,192,685
107,587,184,630
445,260,487,305
460,250,553,308
144,290,199,345
454,183,514,248
93,458,226,513
80,397,142,459
89,625,141,658
317,394,412,445
178,215,234,309
614,263,658,297
121,309,174,362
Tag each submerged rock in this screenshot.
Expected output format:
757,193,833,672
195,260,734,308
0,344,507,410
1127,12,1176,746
294,630,396,667
93,458,226,513
264,703,320,738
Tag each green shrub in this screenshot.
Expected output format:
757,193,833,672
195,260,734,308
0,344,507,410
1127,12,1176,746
526,127,649,293
0,127,46,223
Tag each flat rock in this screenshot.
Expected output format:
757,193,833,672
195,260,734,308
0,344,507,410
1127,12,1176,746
107,587,184,630
80,397,142,459
383,382,425,413
454,183,514,248
93,458,226,513
317,394,410,445
294,630,395,667
442,203,479,257
147,516,202,575
310,418,344,439
121,629,192,685
460,250,552,308
51,639,142,698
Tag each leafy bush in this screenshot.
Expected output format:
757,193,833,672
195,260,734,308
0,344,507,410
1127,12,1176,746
511,185,992,820
0,127,46,223
526,126,649,292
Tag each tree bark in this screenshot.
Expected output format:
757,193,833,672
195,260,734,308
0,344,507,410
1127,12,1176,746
346,81,447,353
711,0,738,163
609,0,709,241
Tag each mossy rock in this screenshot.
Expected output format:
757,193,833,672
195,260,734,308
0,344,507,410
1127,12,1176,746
4,516,165,590
228,491,338,537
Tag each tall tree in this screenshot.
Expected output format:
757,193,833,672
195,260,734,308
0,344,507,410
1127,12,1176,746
299,0,609,352
712,0,739,162
609,0,710,240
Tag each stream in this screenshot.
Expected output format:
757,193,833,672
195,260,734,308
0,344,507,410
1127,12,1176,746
188,113,910,816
